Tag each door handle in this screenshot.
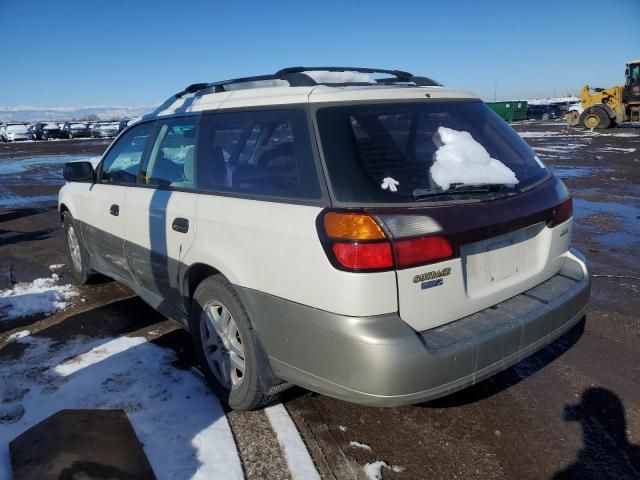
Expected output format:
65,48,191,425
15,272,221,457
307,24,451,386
172,217,189,234
110,204,119,216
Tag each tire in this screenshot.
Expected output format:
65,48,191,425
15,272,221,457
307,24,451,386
541,113,550,121
580,107,611,129
63,212,94,284
190,275,277,410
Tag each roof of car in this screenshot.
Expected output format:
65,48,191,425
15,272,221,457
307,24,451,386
145,67,478,120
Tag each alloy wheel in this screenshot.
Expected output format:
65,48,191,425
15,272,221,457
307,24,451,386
200,301,245,390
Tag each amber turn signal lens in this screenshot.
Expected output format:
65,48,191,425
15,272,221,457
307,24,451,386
324,212,386,240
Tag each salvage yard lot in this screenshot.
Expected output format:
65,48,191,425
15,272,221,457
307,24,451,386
1,121,639,479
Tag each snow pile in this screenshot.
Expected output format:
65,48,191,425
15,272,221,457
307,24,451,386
305,71,376,84
0,335,244,479
6,330,30,342
363,461,404,480
0,276,77,321
349,441,372,451
48,264,65,271
430,127,519,190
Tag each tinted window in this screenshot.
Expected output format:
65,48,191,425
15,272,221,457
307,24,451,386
197,109,321,199
101,122,153,184
316,101,549,204
141,117,198,188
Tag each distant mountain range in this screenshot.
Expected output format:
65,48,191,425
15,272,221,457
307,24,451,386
0,105,157,122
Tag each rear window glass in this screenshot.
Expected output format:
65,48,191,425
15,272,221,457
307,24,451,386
316,101,549,204
197,109,321,200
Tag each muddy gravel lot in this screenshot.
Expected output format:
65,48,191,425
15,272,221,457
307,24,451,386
1,122,639,480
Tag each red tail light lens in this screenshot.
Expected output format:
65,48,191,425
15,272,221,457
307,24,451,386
393,236,453,268
332,242,394,270
318,210,456,272
548,197,572,227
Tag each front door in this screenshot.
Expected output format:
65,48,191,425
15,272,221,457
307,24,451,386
80,121,155,282
123,117,199,312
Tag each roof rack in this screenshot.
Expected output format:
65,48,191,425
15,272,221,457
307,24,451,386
145,67,443,118
173,66,441,98
275,66,441,88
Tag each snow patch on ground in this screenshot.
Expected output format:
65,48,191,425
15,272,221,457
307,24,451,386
265,403,321,480
518,131,560,138
0,335,244,480
430,127,519,190
349,441,372,451
364,460,404,479
598,147,637,153
0,276,77,321
6,330,30,342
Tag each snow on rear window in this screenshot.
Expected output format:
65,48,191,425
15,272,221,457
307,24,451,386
316,101,548,204
430,127,518,190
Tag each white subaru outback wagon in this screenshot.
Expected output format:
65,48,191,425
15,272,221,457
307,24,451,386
59,67,590,410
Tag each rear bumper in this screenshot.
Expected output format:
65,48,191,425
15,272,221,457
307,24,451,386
238,248,590,407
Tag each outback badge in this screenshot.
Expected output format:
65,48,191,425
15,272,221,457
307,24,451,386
413,267,451,284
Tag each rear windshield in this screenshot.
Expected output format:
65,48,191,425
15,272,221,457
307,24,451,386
316,101,549,204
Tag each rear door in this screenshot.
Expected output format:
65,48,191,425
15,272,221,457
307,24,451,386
79,121,154,282
123,116,199,312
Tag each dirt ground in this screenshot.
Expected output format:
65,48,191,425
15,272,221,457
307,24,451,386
1,123,639,479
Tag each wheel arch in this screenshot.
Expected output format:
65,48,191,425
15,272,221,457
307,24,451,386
59,202,70,224
181,262,225,313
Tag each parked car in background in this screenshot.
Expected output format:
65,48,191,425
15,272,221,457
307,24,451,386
62,122,92,139
59,66,590,411
0,123,31,142
527,104,562,121
92,121,120,138
29,122,64,140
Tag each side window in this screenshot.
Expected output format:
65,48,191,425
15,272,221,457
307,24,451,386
101,122,153,184
141,117,198,188
197,109,321,199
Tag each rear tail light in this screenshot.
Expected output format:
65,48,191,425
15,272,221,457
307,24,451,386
332,242,394,270
393,236,453,268
318,211,455,272
324,212,386,240
548,197,572,227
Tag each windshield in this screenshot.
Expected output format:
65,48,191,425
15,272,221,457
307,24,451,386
70,123,87,129
316,101,549,204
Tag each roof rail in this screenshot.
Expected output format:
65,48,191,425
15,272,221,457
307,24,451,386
172,67,442,98
149,67,443,117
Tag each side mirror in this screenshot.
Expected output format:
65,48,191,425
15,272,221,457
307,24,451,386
63,161,96,183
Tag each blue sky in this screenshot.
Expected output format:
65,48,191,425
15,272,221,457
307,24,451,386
1,0,639,107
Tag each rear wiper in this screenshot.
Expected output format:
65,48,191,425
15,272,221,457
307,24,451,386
412,183,515,199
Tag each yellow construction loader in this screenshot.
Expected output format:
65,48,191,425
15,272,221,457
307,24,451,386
566,60,640,128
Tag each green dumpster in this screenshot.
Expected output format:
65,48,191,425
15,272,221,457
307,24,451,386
486,101,528,122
